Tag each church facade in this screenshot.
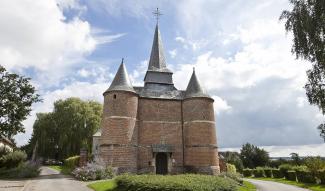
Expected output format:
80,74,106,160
99,24,220,175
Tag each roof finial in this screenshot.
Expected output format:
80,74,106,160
121,58,124,64
153,8,162,24
193,67,195,72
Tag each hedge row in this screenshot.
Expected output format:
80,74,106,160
115,174,239,191
243,167,325,184
64,155,80,169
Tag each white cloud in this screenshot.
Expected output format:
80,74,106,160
169,49,177,58
213,96,232,114
0,0,123,84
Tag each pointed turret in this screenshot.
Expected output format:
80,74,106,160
105,59,135,93
185,68,210,99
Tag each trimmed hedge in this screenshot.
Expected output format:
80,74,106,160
272,169,283,178
243,169,252,177
0,162,40,178
296,170,317,184
279,164,292,178
253,167,265,178
64,155,80,169
115,174,239,191
286,170,297,181
264,168,272,178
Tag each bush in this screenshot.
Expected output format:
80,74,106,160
279,164,292,178
319,170,325,185
115,174,239,191
286,170,297,181
243,168,252,177
72,163,114,181
272,169,283,178
263,168,273,178
226,163,236,173
219,172,243,184
0,150,27,169
0,162,40,178
305,157,325,175
253,167,265,178
64,155,80,169
296,170,317,183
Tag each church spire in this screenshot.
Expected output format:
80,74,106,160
105,58,135,93
147,23,170,72
185,68,210,99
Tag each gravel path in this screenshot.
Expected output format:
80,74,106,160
245,179,311,191
23,166,91,191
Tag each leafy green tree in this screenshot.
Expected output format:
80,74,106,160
240,143,270,168
26,98,102,160
290,152,301,165
280,0,325,141
304,156,325,175
0,65,40,138
221,151,244,172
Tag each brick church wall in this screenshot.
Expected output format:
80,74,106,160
137,98,184,173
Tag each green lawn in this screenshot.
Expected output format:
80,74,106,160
48,165,72,175
251,177,325,191
239,181,256,191
87,179,256,191
88,179,117,191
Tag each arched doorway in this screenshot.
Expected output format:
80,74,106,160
155,152,168,174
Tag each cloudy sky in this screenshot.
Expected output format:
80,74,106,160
2,0,324,157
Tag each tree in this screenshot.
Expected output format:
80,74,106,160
290,152,301,165
240,143,270,168
25,98,102,160
0,65,40,138
280,0,325,141
220,151,244,172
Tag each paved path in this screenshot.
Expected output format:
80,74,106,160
23,166,91,191
0,179,26,191
245,179,311,191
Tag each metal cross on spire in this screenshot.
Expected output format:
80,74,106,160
153,8,162,24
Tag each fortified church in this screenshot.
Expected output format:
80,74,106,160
97,16,220,175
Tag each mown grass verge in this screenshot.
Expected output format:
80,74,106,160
87,175,256,191
48,165,72,175
252,177,325,191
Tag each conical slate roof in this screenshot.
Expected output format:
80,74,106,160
147,24,171,73
185,69,210,99
105,59,135,93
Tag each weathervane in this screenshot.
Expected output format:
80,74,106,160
153,8,163,24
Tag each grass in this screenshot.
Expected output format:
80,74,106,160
48,165,72,175
87,179,256,191
88,179,117,191
251,177,325,191
239,181,256,191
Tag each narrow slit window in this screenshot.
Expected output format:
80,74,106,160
113,94,117,99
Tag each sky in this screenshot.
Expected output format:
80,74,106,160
1,0,325,157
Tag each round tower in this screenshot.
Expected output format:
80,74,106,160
100,60,138,173
182,69,220,175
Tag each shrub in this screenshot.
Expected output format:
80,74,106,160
253,167,265,178
243,168,252,177
219,172,243,184
226,163,236,173
279,164,292,178
305,157,325,176
292,165,308,171
64,155,80,169
286,170,297,181
115,174,239,191
0,150,27,169
272,169,283,178
263,168,273,178
72,163,114,181
0,162,40,178
296,170,317,183
319,170,325,185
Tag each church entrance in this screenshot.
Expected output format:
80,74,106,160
155,152,168,175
